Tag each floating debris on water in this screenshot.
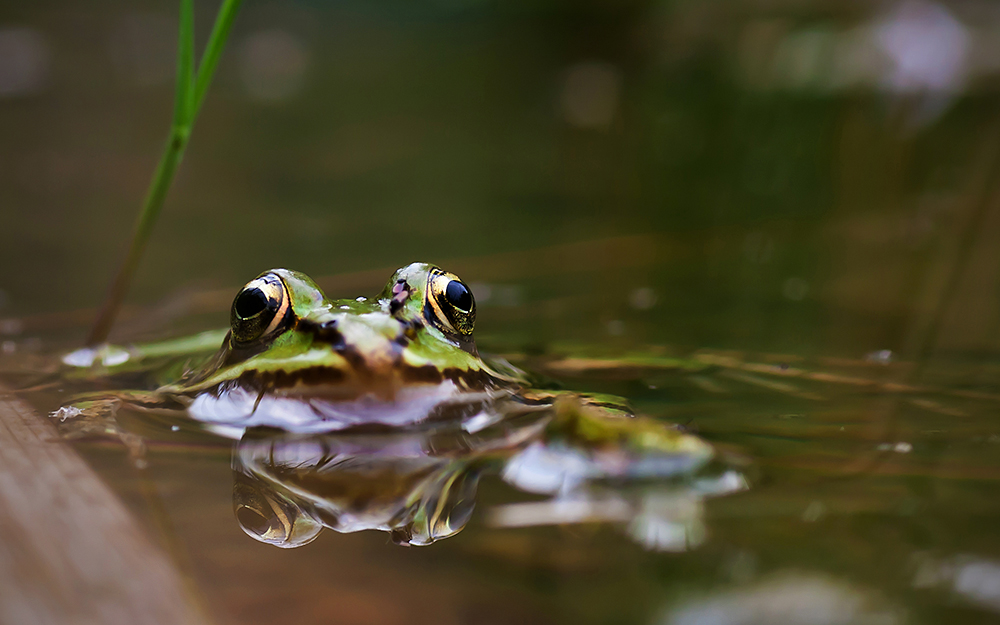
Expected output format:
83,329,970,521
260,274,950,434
50,406,82,422
865,350,893,364
876,442,913,453
62,345,131,367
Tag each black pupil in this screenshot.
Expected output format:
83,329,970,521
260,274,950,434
445,280,472,312
234,287,269,319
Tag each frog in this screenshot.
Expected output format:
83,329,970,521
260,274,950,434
50,262,729,547
54,263,706,439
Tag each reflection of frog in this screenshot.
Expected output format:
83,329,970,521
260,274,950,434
55,263,727,546
230,410,543,548
232,399,744,548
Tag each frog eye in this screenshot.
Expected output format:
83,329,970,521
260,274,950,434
230,273,290,343
425,269,476,337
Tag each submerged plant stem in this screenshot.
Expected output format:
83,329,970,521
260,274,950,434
86,0,244,346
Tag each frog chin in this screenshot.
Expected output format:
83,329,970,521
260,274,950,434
186,381,495,436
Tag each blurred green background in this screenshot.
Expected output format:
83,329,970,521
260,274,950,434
5,0,1000,361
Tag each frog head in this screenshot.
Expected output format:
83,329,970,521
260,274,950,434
161,263,513,432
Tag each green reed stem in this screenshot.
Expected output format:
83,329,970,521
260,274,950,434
86,0,244,346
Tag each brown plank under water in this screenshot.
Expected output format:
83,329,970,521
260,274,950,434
0,391,210,625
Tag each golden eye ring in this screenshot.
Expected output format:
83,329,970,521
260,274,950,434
230,273,290,344
424,269,475,337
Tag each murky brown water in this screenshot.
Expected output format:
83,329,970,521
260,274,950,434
5,0,1000,623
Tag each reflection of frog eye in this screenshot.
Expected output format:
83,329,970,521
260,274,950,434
425,269,476,337
230,273,290,344
233,474,321,548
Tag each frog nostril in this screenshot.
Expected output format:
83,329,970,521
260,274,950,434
389,279,411,315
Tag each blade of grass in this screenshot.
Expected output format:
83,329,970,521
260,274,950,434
86,0,244,346
174,0,195,125
192,0,244,117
